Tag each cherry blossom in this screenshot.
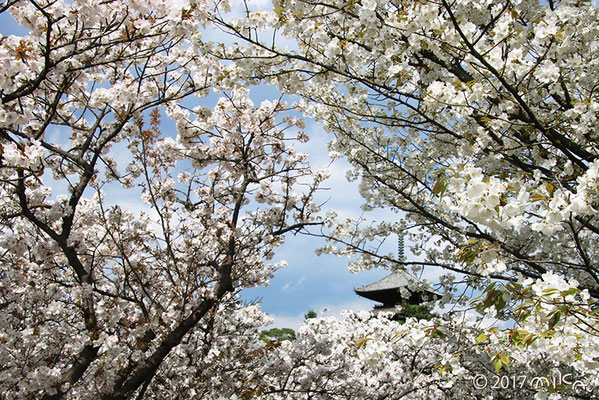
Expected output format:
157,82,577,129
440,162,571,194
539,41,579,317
3,0,599,398
214,0,599,397
0,1,325,398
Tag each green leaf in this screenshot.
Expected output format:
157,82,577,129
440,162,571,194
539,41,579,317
475,333,488,344
561,288,581,296
427,327,446,339
355,337,372,349
432,176,448,197
548,311,561,330
523,332,535,346
493,357,503,373
492,353,509,372
531,193,546,202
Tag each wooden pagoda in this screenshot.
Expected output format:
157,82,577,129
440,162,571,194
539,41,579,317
355,270,441,314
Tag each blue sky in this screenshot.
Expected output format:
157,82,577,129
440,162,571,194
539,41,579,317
240,118,398,329
1,0,514,333
0,5,397,330
221,79,404,328
4,0,576,331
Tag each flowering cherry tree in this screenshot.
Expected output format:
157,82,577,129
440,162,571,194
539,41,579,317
0,1,326,398
213,0,599,397
3,0,599,398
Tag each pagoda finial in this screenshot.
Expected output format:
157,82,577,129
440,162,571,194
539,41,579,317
397,233,405,262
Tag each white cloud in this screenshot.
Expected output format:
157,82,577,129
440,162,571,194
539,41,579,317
265,313,305,331
281,275,307,293
264,297,376,331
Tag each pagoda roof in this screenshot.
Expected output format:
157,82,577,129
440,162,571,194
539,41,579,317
355,270,440,306
355,270,418,292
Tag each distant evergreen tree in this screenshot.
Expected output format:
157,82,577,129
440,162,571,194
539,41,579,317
304,310,317,320
259,328,297,344
394,303,437,323
260,310,318,344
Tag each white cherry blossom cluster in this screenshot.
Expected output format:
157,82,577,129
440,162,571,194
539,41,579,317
214,0,599,396
3,0,599,397
0,0,331,398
